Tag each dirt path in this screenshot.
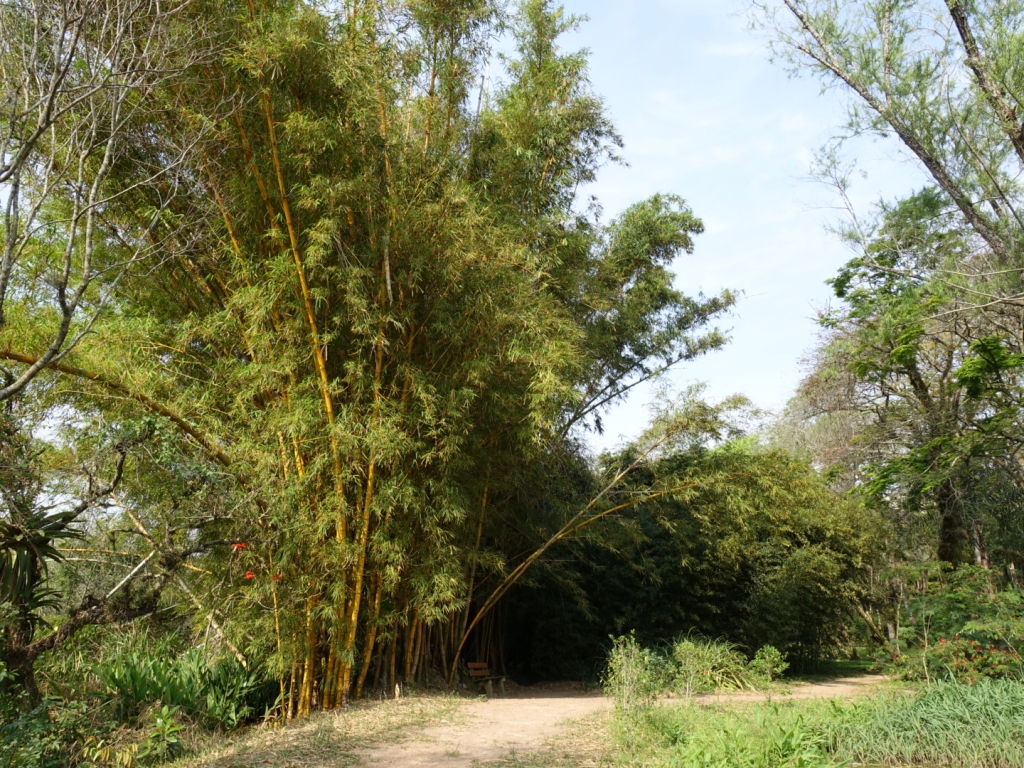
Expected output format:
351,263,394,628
353,676,890,768
696,674,891,704
354,687,610,768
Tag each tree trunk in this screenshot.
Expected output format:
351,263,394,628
386,638,397,697
936,480,970,566
4,649,40,708
354,582,382,700
972,520,992,568
4,615,41,708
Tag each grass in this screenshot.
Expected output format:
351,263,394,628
825,679,1024,767
597,679,1024,768
600,634,1024,767
603,635,787,711
615,701,835,768
164,693,464,768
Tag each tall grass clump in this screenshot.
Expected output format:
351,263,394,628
604,634,787,709
672,637,787,695
825,678,1024,767
672,636,751,696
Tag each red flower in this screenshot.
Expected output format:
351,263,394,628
939,638,946,644
244,571,255,580
231,542,247,551
272,573,282,582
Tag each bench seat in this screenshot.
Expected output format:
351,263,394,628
468,662,505,697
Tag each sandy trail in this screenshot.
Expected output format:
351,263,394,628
354,687,610,768
354,676,889,767
696,674,891,704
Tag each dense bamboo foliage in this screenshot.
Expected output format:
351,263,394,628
0,0,735,716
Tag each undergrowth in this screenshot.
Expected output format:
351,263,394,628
608,679,1024,768
0,627,278,767
616,703,834,768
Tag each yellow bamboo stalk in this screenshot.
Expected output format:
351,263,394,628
260,90,336,424
409,617,426,681
299,597,317,717
403,612,419,681
291,435,306,478
277,432,291,481
244,1,346,558
355,581,383,699
338,327,385,696
321,649,338,710
268,550,286,718
387,638,397,696
287,659,298,721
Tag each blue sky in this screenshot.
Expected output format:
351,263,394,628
553,0,928,453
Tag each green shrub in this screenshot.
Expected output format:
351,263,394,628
894,636,1023,683
749,646,789,682
889,567,1024,683
137,705,184,763
0,698,100,768
603,634,665,711
81,704,185,767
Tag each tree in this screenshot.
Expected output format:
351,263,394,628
0,396,133,706
757,0,1024,284
784,188,1024,568
0,0,216,401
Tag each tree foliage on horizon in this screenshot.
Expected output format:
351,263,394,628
762,0,1024,654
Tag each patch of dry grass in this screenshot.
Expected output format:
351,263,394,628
478,709,616,768
167,693,465,768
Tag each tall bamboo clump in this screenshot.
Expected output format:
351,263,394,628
85,0,616,713
0,0,730,715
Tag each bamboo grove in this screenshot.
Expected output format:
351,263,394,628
0,0,734,714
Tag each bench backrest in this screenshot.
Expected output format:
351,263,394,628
468,662,490,677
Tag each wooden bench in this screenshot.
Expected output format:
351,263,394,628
468,662,505,697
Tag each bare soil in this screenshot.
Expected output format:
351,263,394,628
353,684,610,768
695,673,891,704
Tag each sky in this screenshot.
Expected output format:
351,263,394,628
550,0,929,453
